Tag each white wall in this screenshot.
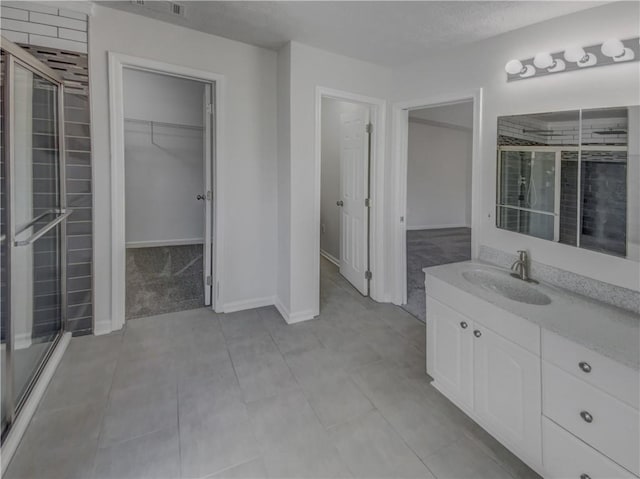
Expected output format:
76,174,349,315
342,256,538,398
320,98,364,260
123,69,205,246
90,4,278,330
278,41,392,320
409,101,474,130
391,1,640,291
406,119,472,230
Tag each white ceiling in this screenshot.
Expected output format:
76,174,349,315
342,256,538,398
102,1,605,67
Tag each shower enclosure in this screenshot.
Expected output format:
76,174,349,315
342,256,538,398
1,38,69,442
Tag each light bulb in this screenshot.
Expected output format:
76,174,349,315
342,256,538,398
505,59,524,75
564,46,587,63
534,52,554,69
601,38,625,58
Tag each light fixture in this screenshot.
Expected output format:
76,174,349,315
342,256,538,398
505,36,639,81
563,46,597,67
504,59,535,78
533,52,565,72
601,38,635,62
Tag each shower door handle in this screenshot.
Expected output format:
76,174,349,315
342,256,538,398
14,210,73,247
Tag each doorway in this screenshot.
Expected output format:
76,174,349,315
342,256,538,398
393,90,482,321
122,69,214,320
319,96,374,306
108,53,224,332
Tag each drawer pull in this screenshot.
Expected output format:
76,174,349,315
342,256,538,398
578,361,592,373
460,321,468,329
580,411,594,423
473,330,482,338
580,474,591,479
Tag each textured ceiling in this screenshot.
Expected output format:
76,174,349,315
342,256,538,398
102,1,606,66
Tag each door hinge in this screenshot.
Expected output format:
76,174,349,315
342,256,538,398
366,123,372,134
206,275,212,286
365,198,371,208
365,271,372,280
206,103,213,115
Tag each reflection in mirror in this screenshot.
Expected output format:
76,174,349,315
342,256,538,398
496,107,638,260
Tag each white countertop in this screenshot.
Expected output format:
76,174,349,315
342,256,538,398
423,261,640,370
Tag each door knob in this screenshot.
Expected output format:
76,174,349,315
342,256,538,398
197,194,206,201
336,200,344,207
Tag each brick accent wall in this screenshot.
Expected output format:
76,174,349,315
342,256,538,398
1,3,93,335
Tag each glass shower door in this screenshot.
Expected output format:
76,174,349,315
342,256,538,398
1,40,68,441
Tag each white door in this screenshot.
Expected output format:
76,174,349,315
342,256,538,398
473,325,542,462
426,297,474,409
203,84,214,307
338,106,370,295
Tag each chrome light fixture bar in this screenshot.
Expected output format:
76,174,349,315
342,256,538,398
505,37,639,82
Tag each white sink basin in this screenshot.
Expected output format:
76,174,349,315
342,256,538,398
462,269,552,305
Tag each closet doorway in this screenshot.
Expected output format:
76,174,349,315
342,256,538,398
123,69,213,320
108,54,223,330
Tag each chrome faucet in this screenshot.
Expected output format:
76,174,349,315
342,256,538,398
511,250,535,282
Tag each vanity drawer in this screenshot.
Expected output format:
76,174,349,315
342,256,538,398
543,417,637,479
542,330,639,409
543,362,640,475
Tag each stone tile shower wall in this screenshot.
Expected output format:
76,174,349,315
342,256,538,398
1,4,93,335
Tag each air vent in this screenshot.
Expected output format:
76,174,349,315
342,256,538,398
169,2,185,16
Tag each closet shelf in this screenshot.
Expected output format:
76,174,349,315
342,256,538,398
124,118,204,131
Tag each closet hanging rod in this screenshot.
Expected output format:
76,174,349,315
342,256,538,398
124,118,204,131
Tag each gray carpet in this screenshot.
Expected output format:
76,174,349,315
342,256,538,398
402,227,472,322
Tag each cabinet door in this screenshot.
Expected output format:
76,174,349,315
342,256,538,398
426,297,473,409
473,325,542,463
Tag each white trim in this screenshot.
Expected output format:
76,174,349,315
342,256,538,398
274,296,316,325
108,52,226,333
125,239,204,248
406,223,471,231
13,333,32,350
314,86,388,316
0,333,71,475
320,249,340,267
93,319,112,336
223,296,274,314
392,88,483,305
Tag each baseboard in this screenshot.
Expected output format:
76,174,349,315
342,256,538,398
223,296,275,313
406,223,471,231
320,249,340,267
1,332,71,475
274,297,316,325
13,333,32,350
93,319,113,336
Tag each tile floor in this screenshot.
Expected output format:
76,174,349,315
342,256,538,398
6,259,540,479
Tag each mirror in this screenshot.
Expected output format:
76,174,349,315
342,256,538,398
496,106,639,260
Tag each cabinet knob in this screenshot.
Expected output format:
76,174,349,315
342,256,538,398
473,330,482,338
580,411,594,423
460,321,468,329
580,474,591,479
336,200,344,207
578,361,591,373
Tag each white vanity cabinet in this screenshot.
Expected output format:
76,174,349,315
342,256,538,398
426,296,542,469
473,324,542,462
426,297,474,409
